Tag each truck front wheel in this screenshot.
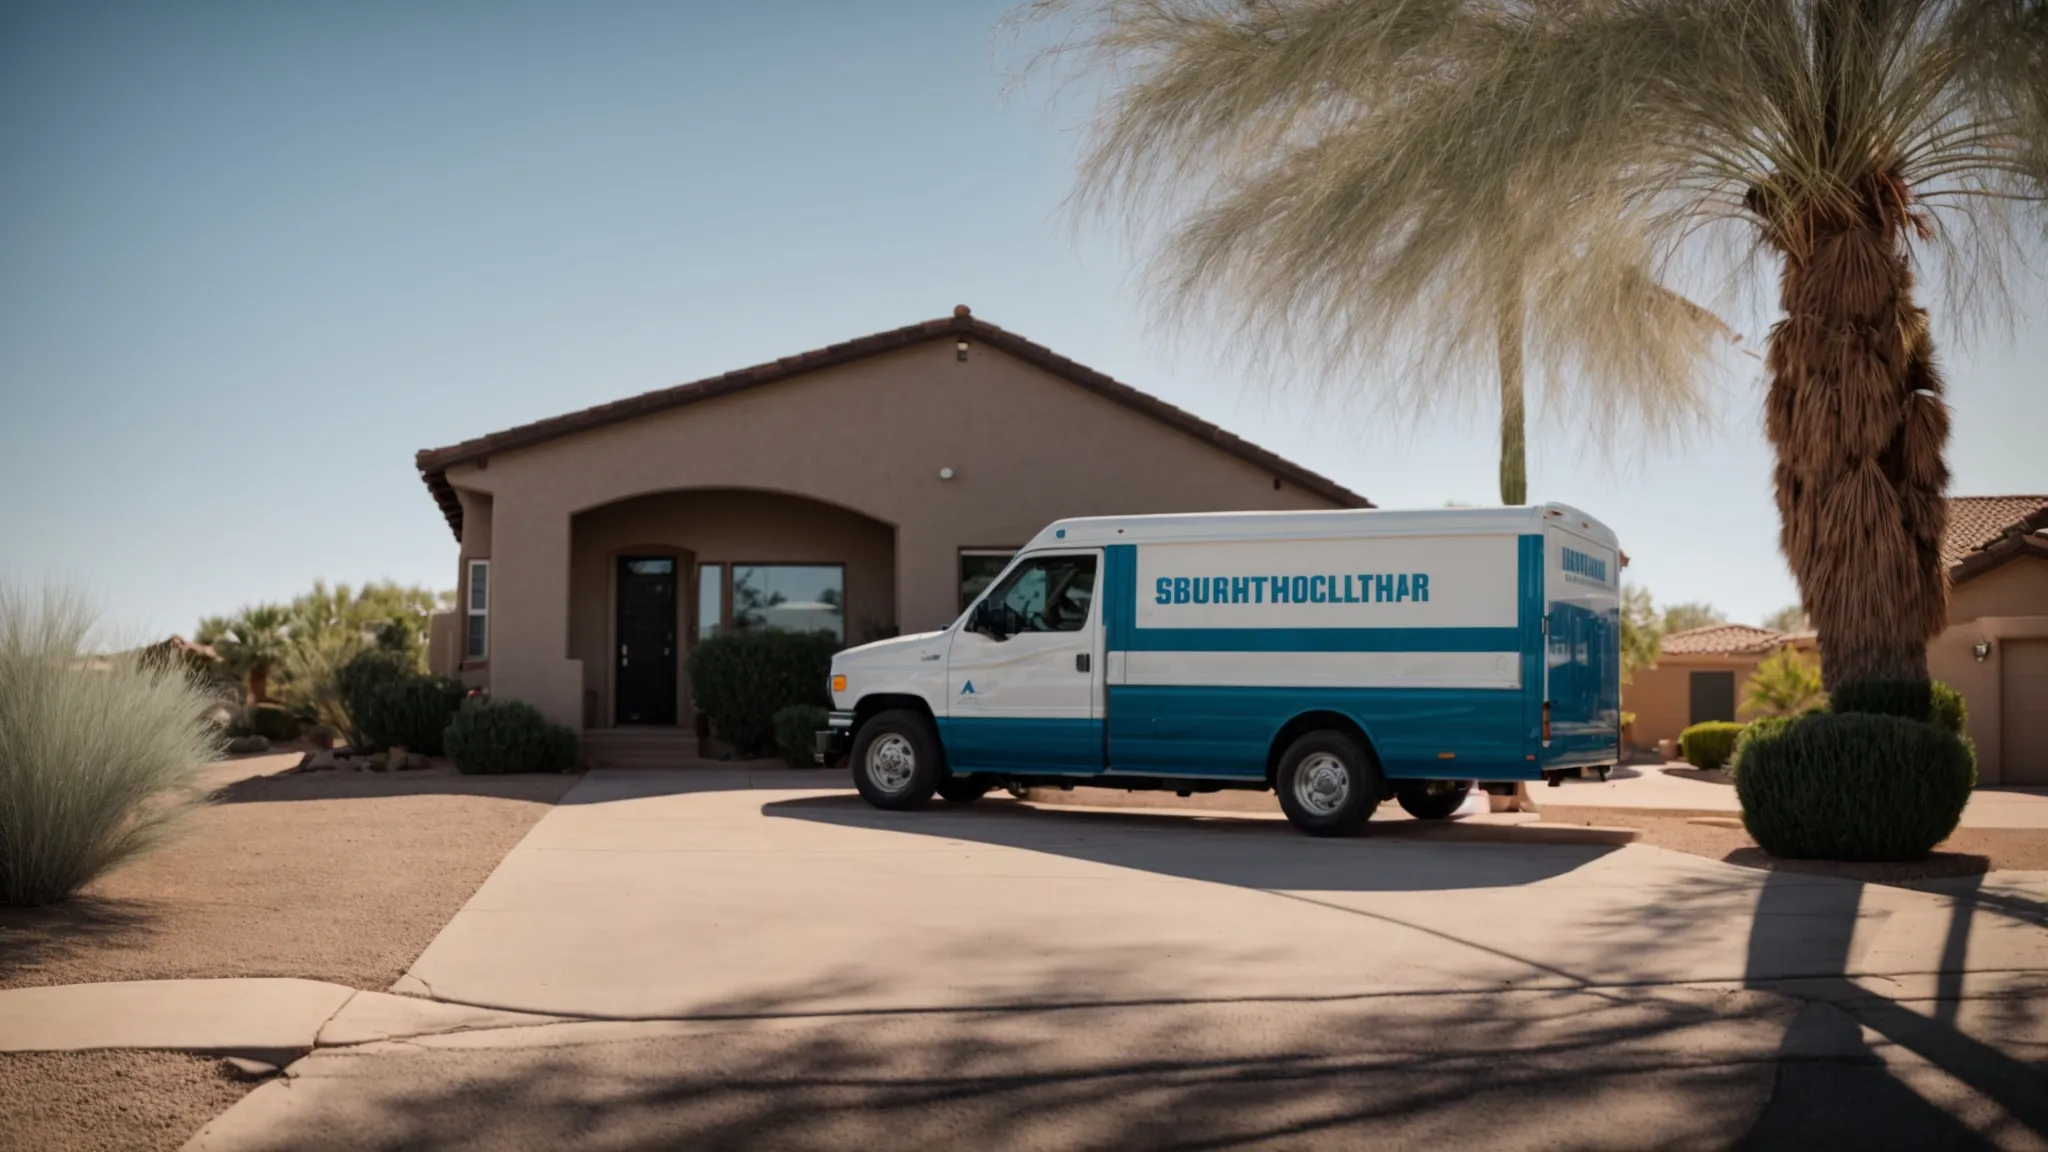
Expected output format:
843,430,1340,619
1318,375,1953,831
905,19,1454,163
1275,730,1381,836
851,710,940,810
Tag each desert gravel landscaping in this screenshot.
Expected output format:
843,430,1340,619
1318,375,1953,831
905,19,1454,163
0,1049,256,1152
0,758,576,991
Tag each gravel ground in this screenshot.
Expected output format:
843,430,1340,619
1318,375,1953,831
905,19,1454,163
0,1050,255,1152
0,763,576,991
1021,786,2045,882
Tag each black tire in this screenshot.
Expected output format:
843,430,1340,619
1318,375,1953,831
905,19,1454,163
1274,730,1382,836
936,776,992,804
1596,766,1613,782
850,710,940,810
1395,779,1474,820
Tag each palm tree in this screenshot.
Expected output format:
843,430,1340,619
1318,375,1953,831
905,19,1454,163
1030,0,2046,688
198,605,292,703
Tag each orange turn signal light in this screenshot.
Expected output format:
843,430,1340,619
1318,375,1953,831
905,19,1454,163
831,675,847,693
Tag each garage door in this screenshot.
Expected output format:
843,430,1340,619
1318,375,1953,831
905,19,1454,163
2003,640,2048,786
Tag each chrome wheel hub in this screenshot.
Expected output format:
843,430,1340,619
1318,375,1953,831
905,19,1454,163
1294,752,1351,816
866,734,916,793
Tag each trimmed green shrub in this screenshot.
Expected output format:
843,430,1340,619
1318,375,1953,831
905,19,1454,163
773,705,830,769
1678,721,1745,770
444,700,577,775
354,675,466,756
686,630,838,757
2,584,220,905
1735,712,1975,861
247,702,301,741
1829,678,1967,735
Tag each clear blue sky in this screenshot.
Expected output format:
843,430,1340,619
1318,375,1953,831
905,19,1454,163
3,0,2041,639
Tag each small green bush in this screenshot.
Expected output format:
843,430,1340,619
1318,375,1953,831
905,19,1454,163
773,705,830,769
247,702,301,742
1735,712,1975,861
686,630,838,757
354,675,466,756
1678,721,1746,770
2,584,221,905
444,700,577,775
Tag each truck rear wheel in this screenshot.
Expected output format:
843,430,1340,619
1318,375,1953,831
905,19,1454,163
1275,730,1381,836
1395,779,1474,820
851,710,940,810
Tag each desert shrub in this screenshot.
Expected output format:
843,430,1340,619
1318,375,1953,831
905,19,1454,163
1,584,221,905
1829,678,1967,735
1735,712,1975,861
686,630,838,757
334,649,413,744
247,702,301,741
773,705,830,769
1677,721,1746,770
354,675,466,756
444,700,577,775
1743,648,1825,717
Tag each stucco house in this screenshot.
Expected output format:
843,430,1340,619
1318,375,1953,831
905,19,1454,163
1626,624,1820,752
1628,495,2048,785
418,307,1367,761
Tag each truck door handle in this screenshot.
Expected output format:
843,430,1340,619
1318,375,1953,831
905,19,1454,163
1076,653,1090,673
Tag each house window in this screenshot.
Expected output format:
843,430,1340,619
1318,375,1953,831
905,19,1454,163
959,550,1016,613
465,560,489,660
696,563,724,641
732,564,844,642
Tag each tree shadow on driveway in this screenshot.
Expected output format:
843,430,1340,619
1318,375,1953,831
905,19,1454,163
761,793,1617,893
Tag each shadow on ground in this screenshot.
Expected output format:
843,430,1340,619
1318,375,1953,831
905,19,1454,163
763,793,1617,893
207,766,577,807
0,899,157,986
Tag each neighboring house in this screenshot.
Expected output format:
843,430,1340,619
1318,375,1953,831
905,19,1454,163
417,307,1367,750
1627,625,1819,752
1927,496,2048,786
1628,496,2048,785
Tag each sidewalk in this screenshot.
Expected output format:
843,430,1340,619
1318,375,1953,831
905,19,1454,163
1548,761,2048,828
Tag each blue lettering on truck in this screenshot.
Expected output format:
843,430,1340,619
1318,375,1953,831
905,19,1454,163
1153,571,1433,605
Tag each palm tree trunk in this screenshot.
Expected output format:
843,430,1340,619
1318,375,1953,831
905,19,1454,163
1761,171,1949,690
249,663,270,704
1497,292,1527,506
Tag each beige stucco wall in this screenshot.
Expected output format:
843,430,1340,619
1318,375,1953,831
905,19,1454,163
567,489,895,729
1626,653,1771,748
443,340,1342,725
1928,555,2048,786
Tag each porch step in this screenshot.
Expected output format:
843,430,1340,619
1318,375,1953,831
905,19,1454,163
581,727,699,769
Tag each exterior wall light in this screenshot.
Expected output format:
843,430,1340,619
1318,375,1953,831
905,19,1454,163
1974,640,1993,661
956,338,970,361
939,467,955,480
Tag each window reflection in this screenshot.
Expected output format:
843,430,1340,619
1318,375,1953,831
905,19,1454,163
733,565,844,641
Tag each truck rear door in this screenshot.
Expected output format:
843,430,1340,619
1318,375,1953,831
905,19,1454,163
1544,527,1622,769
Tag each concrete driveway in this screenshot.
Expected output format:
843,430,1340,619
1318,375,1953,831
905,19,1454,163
187,768,2048,1151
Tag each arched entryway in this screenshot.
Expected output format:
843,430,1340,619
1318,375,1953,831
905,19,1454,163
568,488,897,731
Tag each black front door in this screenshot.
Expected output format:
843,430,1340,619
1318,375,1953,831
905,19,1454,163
616,557,678,725
1689,670,1736,725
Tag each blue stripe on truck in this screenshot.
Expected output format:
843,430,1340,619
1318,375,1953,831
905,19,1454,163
1107,684,1532,781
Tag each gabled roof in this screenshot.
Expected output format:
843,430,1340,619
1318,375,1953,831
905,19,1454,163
1659,623,1793,657
414,308,1371,539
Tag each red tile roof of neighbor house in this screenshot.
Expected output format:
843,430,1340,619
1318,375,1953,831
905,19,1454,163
414,307,1372,539
1945,495,2048,583
1659,624,1796,657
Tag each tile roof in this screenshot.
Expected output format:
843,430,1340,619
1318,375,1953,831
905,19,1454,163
414,308,1371,539
1944,496,2048,569
1659,624,1793,657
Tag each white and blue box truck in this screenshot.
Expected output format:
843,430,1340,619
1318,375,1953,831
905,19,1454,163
819,504,1622,835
